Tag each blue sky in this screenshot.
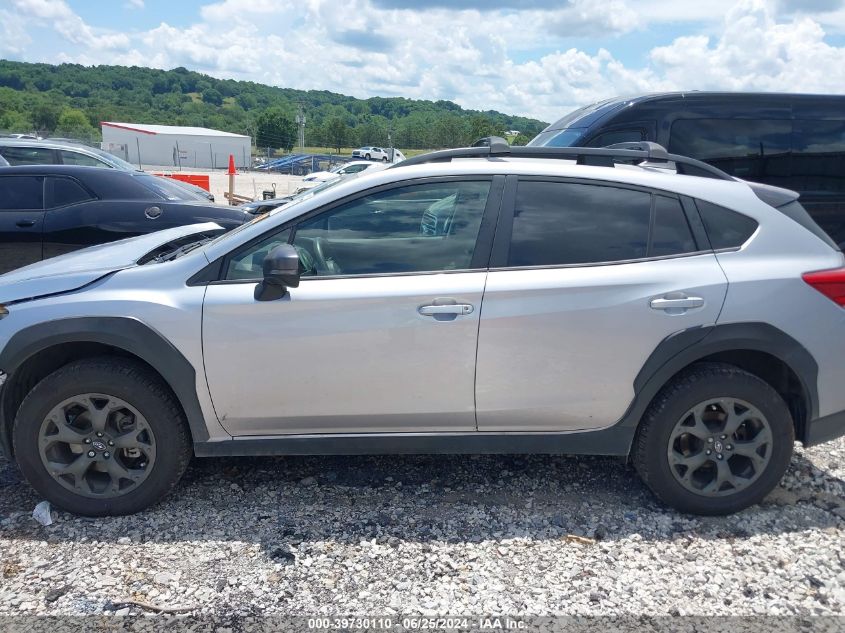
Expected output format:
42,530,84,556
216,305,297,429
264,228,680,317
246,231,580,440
3,0,845,121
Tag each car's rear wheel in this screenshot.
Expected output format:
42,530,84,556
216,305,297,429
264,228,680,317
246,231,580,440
382,156,389,162
13,357,192,516
632,363,794,515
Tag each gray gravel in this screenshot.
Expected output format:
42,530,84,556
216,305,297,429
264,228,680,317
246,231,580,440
1,438,844,618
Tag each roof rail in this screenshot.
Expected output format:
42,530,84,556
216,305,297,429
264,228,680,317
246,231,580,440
392,139,735,181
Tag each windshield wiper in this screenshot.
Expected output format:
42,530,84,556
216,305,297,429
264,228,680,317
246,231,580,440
154,237,212,263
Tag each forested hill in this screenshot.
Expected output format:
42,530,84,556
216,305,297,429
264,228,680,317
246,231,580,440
0,59,548,150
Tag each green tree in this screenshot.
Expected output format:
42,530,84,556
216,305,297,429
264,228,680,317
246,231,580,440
467,115,503,145
511,133,532,146
256,106,296,151
0,109,31,132
202,88,223,106
324,117,348,153
55,107,94,139
30,101,61,132
433,113,466,148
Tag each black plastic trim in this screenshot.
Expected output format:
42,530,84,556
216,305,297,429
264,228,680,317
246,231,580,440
805,409,845,446
194,427,635,457
615,322,819,435
0,317,209,458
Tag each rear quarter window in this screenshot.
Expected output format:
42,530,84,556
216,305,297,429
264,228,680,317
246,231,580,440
695,200,758,249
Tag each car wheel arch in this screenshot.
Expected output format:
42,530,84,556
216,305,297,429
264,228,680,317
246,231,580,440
0,317,209,459
622,322,817,447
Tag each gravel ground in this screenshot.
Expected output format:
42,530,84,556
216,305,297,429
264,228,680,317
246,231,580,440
1,438,844,620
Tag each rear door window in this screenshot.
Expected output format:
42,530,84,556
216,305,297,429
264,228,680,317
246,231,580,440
507,181,652,266
59,150,107,167
791,120,845,195
651,196,697,256
669,119,791,184
0,146,55,166
0,176,44,209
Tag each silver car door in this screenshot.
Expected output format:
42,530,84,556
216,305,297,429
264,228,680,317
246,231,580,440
202,177,503,436
475,178,728,432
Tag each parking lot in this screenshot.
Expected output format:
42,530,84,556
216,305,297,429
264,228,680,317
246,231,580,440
1,438,844,618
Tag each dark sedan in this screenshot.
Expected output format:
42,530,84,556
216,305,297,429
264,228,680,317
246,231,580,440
0,165,248,274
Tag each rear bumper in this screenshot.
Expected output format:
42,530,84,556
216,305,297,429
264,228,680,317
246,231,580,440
804,409,845,446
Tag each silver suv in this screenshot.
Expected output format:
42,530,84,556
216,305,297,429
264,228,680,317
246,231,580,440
1,140,844,516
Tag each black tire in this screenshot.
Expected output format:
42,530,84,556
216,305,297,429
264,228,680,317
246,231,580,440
13,357,192,516
382,156,389,162
632,362,794,515
365,153,371,160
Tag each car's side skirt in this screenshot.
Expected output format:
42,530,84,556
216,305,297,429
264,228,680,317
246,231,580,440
193,426,635,457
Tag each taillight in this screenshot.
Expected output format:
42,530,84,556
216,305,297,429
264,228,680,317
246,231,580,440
803,267,845,306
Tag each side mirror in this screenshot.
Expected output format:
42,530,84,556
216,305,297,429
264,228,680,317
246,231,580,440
254,243,300,301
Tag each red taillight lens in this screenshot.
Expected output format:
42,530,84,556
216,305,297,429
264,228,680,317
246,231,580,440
803,267,845,306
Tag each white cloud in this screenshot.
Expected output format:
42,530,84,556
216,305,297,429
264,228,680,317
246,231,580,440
8,0,845,123
650,0,845,93
125,0,145,9
12,0,130,49
0,9,32,56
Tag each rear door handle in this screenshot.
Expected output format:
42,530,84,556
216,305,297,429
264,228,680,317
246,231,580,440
15,219,36,228
650,296,704,310
418,304,474,316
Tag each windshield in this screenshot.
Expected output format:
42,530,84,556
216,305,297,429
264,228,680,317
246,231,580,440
134,174,196,200
527,128,586,147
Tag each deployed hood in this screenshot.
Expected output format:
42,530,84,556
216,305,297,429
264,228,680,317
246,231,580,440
0,222,223,303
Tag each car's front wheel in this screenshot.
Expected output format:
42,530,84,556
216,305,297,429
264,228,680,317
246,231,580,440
365,153,371,160
633,363,794,515
13,357,192,516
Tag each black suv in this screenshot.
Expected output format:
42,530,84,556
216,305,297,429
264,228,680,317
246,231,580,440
529,92,845,246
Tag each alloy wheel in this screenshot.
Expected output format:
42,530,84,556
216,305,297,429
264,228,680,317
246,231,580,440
37,393,157,498
667,397,773,497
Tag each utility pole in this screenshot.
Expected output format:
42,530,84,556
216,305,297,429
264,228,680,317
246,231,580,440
295,102,306,151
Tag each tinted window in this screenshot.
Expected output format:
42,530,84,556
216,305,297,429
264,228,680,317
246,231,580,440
291,181,490,276
508,181,651,266
696,200,758,249
48,177,93,207
669,119,791,184
59,150,106,167
791,120,845,194
651,196,697,256
0,176,44,210
586,129,644,147
0,146,55,165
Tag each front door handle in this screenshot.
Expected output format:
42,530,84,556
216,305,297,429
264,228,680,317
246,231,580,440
15,219,36,228
650,296,705,310
418,304,474,316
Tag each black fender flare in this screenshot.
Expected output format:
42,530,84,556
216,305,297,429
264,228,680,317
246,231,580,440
0,316,209,458
614,321,818,442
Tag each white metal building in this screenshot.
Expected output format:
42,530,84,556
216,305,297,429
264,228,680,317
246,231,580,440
101,122,251,169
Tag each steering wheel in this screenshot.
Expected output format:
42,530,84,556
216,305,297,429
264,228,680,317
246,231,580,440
310,237,338,275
